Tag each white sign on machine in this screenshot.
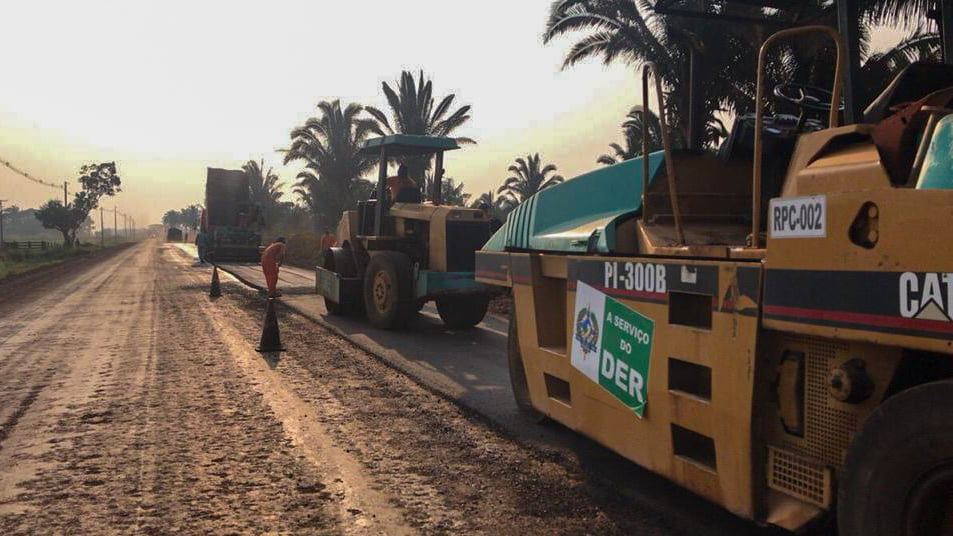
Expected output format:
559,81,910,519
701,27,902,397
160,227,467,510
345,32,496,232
769,195,827,238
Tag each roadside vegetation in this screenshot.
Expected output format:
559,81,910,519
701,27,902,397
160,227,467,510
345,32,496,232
33,162,122,248
0,241,127,281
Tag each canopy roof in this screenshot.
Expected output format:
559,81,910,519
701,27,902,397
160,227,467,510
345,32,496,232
359,135,460,157
653,0,826,24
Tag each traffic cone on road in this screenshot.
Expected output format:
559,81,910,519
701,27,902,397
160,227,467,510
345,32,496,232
256,298,285,353
210,266,222,298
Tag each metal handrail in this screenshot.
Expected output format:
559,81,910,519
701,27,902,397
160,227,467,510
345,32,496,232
641,62,684,245
751,25,845,248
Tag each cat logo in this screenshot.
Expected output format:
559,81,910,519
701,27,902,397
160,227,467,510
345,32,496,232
899,272,953,321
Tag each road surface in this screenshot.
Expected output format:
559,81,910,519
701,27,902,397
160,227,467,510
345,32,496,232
0,240,786,535
180,244,785,536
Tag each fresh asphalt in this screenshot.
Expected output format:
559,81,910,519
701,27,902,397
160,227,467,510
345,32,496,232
175,243,788,536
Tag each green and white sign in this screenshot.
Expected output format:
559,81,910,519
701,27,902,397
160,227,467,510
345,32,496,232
570,281,654,417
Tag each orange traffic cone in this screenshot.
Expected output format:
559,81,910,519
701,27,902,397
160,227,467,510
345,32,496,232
210,266,221,298
256,298,285,353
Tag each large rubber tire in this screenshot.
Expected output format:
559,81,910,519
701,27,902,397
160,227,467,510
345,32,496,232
319,249,362,316
507,313,547,423
838,379,953,536
435,295,489,329
363,252,415,329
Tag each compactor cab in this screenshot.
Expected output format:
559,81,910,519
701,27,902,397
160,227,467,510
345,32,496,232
477,6,953,535
317,135,498,330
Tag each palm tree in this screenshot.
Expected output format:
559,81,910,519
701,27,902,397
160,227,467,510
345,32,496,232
242,159,284,224
543,0,775,148
545,0,940,147
497,154,565,205
471,190,514,221
283,100,380,230
597,105,671,166
365,70,475,184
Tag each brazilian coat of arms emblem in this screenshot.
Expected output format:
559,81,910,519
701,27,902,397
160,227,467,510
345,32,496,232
574,306,600,355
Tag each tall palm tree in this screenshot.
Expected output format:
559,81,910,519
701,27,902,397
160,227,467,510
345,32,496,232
365,70,476,184
497,154,565,205
597,105,672,165
283,100,380,230
544,0,777,148
545,0,940,147
242,159,284,224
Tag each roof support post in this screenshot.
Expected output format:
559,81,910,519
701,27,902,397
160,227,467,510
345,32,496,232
433,150,444,205
836,0,862,124
688,45,703,149
941,0,953,65
374,147,387,236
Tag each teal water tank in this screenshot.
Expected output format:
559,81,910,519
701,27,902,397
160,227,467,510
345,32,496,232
917,114,953,189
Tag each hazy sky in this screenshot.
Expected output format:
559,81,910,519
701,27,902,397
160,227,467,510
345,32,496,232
0,0,641,226
0,1,910,227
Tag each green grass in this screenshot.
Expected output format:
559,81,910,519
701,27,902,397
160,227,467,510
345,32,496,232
0,242,126,281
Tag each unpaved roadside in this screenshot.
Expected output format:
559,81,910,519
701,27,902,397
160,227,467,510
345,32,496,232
0,243,340,535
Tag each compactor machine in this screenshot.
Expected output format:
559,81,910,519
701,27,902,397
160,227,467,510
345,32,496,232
317,135,497,329
477,2,953,534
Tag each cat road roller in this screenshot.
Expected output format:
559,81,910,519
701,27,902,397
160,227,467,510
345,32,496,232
317,134,498,329
477,8,953,536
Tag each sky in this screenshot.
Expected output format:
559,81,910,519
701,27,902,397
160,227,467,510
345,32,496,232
0,1,913,227
0,0,640,227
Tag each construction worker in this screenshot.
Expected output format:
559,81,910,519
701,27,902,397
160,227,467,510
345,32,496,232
319,228,337,251
195,229,210,264
261,237,286,298
386,164,417,203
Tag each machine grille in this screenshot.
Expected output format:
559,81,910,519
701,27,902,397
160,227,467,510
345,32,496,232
782,335,858,468
768,446,832,508
446,221,492,272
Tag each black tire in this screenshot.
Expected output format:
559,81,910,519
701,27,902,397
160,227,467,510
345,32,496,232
507,313,547,423
319,248,362,316
838,379,953,536
363,252,415,329
435,295,489,329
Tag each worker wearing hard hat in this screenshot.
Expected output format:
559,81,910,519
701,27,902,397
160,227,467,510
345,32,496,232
260,237,287,298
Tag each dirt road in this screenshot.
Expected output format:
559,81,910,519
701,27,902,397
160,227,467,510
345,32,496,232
0,241,780,535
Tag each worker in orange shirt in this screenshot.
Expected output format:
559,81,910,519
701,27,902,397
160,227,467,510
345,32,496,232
319,228,337,251
386,164,417,203
261,237,286,298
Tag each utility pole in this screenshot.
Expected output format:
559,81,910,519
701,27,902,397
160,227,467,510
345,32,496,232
114,206,117,242
0,199,6,246
63,181,68,206
100,206,104,247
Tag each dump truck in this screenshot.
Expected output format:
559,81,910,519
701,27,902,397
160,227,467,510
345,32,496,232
476,13,953,536
317,135,498,329
165,227,183,242
203,167,262,263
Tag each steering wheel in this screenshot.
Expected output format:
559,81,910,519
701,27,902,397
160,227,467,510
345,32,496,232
773,83,838,113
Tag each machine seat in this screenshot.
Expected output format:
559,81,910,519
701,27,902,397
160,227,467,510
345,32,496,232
863,62,953,124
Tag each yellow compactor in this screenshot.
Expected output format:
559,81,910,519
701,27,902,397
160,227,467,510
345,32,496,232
478,25,953,535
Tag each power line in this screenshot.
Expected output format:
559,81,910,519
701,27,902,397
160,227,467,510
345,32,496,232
0,157,61,190
1,157,138,232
